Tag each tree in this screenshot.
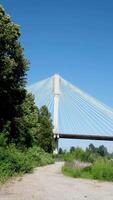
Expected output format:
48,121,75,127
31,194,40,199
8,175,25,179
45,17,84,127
88,144,97,154
70,146,75,153
37,106,54,153
0,6,54,153
0,6,28,142
59,148,63,154
14,93,39,147
10,93,55,151
98,145,108,157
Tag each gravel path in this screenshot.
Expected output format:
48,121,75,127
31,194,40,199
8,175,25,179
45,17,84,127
0,162,113,200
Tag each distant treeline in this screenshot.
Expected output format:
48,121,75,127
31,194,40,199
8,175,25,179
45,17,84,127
58,143,113,162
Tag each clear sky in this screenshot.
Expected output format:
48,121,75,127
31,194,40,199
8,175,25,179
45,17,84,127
1,0,113,151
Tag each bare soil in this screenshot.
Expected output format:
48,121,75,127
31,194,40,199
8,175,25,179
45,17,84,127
0,162,113,200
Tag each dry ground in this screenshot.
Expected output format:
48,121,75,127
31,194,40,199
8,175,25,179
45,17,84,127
0,162,113,200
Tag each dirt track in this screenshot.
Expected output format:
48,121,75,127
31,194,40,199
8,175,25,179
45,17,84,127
0,162,113,200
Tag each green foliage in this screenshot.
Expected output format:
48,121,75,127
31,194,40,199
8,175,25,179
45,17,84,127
72,147,85,161
62,143,113,182
62,158,113,181
91,158,113,181
14,94,54,152
0,5,54,154
87,144,96,153
86,144,108,158
65,147,94,163
0,5,28,142
36,106,54,153
0,145,54,183
70,146,75,153
97,145,108,157
58,148,63,154
62,144,113,181
0,5,54,184
64,152,75,162
14,93,39,147
66,144,111,164
27,146,54,166
62,162,92,179
62,165,81,178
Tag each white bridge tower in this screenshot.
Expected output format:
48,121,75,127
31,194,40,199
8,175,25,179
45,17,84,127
53,74,60,154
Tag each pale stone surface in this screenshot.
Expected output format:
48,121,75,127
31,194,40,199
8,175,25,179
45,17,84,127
0,162,113,200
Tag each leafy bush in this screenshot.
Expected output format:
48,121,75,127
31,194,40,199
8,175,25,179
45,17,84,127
63,147,94,163
27,146,54,166
0,145,54,183
72,147,86,161
91,158,113,181
64,152,74,162
63,146,105,164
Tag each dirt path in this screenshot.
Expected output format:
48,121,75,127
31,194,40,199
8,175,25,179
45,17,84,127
0,162,113,200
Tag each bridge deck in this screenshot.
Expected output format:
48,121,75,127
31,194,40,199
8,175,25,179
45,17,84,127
57,133,113,141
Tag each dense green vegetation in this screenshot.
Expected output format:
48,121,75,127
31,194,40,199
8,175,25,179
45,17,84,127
0,145,54,183
0,5,54,183
62,144,113,181
62,158,113,181
0,6,54,152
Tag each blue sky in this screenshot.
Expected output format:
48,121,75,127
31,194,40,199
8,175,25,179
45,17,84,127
1,0,113,151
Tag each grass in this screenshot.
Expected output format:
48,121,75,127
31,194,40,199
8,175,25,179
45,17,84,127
63,147,98,163
91,158,113,181
62,158,113,181
62,162,92,179
61,146,113,181
0,145,54,183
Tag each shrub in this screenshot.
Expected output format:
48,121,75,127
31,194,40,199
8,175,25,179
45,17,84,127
91,158,113,181
64,152,74,162
0,145,54,183
27,146,54,166
72,147,85,161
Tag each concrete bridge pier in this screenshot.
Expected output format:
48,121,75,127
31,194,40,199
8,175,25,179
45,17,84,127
53,74,60,154
54,134,59,154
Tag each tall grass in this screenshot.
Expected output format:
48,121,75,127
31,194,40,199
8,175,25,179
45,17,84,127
62,146,113,181
91,158,113,181
62,158,113,181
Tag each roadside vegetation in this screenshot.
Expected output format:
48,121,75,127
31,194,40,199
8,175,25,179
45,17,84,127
0,5,54,183
0,145,54,183
61,144,113,181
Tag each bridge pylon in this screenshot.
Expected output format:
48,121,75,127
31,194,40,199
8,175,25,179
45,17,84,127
53,74,60,154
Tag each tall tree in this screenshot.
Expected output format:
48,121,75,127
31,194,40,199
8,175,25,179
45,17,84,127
70,146,75,153
14,93,39,147
0,6,28,141
88,144,96,154
98,145,108,157
37,106,54,153
0,6,54,152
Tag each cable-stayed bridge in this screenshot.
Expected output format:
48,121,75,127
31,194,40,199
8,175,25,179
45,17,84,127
28,74,113,153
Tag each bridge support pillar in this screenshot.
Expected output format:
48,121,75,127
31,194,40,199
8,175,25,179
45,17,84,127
54,138,58,154
53,134,59,154
53,74,60,154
